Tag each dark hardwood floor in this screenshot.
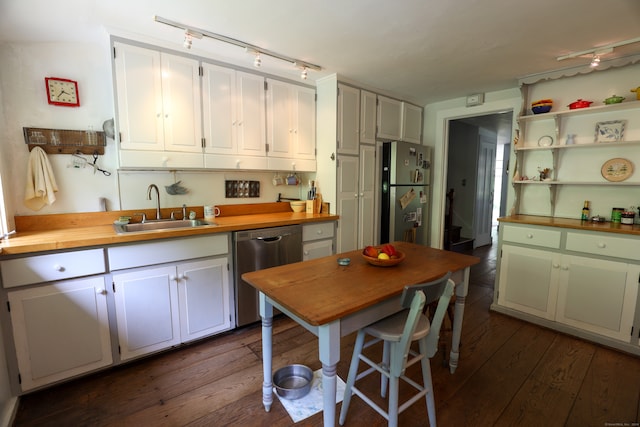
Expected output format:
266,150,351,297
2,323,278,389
13,241,640,426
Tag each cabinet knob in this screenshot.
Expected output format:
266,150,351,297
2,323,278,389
179,274,187,280
170,275,177,281
561,266,569,271
552,263,560,269
597,242,606,248
156,113,161,118
304,250,309,255
96,288,106,295
165,114,169,119
53,264,65,272
316,230,323,235
526,233,533,239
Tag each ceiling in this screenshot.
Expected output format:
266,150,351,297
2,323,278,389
1,0,640,105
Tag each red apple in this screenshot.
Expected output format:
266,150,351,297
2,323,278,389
363,246,379,258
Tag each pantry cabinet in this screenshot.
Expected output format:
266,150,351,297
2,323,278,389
202,64,267,169
360,90,377,144
377,96,402,141
337,84,361,155
114,42,203,168
266,79,316,171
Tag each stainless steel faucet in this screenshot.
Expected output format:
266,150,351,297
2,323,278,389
147,184,161,220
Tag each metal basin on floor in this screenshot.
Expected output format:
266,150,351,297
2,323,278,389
113,219,217,234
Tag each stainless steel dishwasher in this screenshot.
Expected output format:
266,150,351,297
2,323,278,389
233,225,302,326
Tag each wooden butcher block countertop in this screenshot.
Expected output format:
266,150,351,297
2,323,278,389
0,202,338,256
499,215,640,236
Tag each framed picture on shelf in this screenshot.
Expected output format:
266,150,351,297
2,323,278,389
595,120,625,143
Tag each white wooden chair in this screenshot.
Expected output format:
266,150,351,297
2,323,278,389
339,272,454,427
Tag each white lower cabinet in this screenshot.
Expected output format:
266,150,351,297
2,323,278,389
556,256,638,342
497,245,560,321
7,277,112,391
302,222,336,261
496,224,640,348
112,257,231,361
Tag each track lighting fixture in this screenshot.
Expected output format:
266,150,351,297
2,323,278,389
182,29,203,50
556,37,640,65
155,15,322,78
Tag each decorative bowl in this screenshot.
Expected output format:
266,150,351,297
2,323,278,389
273,364,313,400
532,105,552,114
290,201,306,212
531,98,553,106
362,250,405,267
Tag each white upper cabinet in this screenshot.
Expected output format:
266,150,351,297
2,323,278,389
360,90,377,144
202,65,267,169
337,84,360,155
377,96,403,141
266,79,316,171
114,42,203,168
401,102,423,144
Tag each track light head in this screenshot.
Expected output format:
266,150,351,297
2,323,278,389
590,54,601,67
300,67,308,80
254,53,261,67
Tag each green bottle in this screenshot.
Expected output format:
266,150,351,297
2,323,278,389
581,201,590,221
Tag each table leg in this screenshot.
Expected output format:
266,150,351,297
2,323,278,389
260,293,274,412
318,322,340,427
450,267,470,374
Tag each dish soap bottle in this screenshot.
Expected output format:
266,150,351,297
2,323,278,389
581,200,590,221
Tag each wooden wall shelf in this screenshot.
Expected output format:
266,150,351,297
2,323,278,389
23,127,106,155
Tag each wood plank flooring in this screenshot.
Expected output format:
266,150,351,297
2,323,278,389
13,243,640,426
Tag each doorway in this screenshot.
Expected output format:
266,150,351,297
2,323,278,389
444,112,512,250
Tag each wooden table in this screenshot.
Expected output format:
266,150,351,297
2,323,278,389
242,242,479,426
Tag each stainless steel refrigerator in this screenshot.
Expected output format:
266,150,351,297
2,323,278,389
380,141,431,245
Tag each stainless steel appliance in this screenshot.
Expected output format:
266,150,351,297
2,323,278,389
233,225,302,326
381,141,431,245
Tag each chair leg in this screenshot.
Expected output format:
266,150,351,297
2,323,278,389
380,340,390,398
339,330,366,425
418,338,436,427
387,370,400,427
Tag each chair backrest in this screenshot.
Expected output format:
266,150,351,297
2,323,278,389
392,272,454,376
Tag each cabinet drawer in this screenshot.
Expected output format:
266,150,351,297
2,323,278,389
108,234,229,270
303,222,335,242
502,225,561,249
1,249,106,288
566,232,639,261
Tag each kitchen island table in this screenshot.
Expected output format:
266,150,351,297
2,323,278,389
242,242,479,426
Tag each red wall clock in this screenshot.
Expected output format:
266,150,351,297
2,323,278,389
45,77,80,107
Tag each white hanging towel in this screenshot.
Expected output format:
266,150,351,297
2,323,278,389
24,146,59,211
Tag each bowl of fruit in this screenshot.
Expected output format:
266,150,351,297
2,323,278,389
361,244,405,267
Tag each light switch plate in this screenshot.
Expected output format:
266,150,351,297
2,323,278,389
466,93,485,107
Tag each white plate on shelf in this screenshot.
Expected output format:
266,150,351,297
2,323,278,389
537,135,554,147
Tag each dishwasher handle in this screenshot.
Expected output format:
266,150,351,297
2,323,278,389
254,233,291,242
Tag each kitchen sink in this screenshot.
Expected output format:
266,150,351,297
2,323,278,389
113,219,217,234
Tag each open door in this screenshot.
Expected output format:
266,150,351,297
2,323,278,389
474,132,496,247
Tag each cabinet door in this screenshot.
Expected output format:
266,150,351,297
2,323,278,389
377,96,402,141
358,144,376,248
360,90,377,144
160,53,203,153
293,85,316,160
556,256,638,342
236,71,266,157
177,258,232,342
401,102,422,143
337,155,360,252
337,84,360,155
113,266,180,361
497,245,560,320
266,79,293,158
114,42,164,151
303,239,334,261
8,277,112,391
202,63,236,155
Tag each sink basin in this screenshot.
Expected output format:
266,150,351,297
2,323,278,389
113,219,217,234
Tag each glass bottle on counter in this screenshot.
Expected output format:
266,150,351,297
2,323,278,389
581,200,590,221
